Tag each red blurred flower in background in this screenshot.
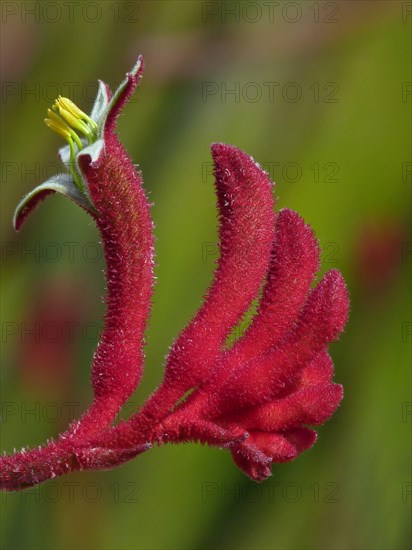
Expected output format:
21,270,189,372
1,57,349,491
354,219,406,296
18,278,86,398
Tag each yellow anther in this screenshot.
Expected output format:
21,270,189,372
46,107,68,127
43,98,94,194
44,110,72,140
44,119,71,140
56,96,88,121
45,108,83,149
55,96,98,133
55,104,92,137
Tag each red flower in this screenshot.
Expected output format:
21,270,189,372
0,57,349,491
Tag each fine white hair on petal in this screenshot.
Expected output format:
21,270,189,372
90,80,110,126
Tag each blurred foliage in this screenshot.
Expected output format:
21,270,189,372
1,2,410,549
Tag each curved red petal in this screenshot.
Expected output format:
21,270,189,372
165,144,275,383
14,189,55,231
104,56,144,136
232,383,343,431
272,349,334,399
299,350,334,387
77,134,155,425
231,431,297,480
229,208,319,364
210,269,349,412
144,145,275,416
287,268,349,349
283,427,317,454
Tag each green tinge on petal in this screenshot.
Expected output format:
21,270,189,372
91,80,111,128
76,138,105,167
13,174,96,231
109,57,142,110
99,57,143,132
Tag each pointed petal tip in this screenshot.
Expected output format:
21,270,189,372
211,142,236,154
277,208,319,246
210,142,252,163
210,143,273,186
277,207,305,225
307,268,349,343
13,188,56,232
275,207,320,268
103,55,145,135
210,143,275,191
13,211,22,232
13,215,24,232
326,385,344,422
211,142,262,164
325,268,350,329
128,55,145,77
253,465,273,482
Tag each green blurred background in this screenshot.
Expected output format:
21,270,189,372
1,1,411,549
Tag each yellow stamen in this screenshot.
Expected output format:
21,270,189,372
56,96,98,133
46,108,83,150
56,96,88,121
44,96,99,195
44,117,71,140
54,104,92,138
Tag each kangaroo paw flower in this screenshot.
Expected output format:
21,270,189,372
1,56,349,491
2,57,154,490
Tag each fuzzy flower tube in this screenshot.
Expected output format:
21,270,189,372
1,57,349,490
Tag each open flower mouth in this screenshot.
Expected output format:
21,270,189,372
11,58,143,232
1,56,349,491
45,96,99,192
46,96,99,144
